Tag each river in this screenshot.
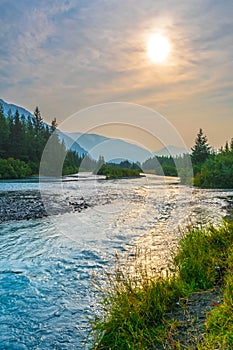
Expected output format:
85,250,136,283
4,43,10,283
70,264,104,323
0,174,232,349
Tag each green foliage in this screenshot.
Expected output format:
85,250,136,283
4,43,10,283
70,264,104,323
198,246,233,349
191,128,211,171
90,221,233,349
175,222,233,289
0,104,9,157
97,164,141,179
162,165,178,177
142,154,194,182
63,150,82,175
0,158,32,179
0,102,84,178
143,155,177,176
199,277,233,349
194,151,233,188
92,275,186,349
33,106,44,135
191,129,233,188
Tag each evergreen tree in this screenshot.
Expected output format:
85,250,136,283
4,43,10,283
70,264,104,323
45,125,51,139
33,106,43,135
11,110,25,159
0,104,86,178
191,129,211,169
230,138,233,153
51,118,58,133
25,116,37,162
225,141,229,152
7,108,12,119
97,155,105,167
0,103,9,157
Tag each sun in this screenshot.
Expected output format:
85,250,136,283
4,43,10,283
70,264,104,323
147,33,171,63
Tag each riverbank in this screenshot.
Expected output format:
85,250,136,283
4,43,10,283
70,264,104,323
90,220,233,349
0,190,92,223
0,181,232,224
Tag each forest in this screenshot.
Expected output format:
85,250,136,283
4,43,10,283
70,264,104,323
0,103,84,178
191,129,233,188
142,129,233,189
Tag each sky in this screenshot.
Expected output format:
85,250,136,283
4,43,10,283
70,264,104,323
0,0,233,150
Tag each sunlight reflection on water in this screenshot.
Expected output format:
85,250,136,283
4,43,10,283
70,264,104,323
0,175,232,348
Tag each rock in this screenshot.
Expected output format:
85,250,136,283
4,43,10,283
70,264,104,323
0,191,91,223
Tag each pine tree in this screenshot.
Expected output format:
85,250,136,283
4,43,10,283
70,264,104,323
97,155,105,169
10,110,24,159
191,128,211,169
33,106,43,135
0,103,9,157
230,138,233,153
225,141,229,152
51,118,58,133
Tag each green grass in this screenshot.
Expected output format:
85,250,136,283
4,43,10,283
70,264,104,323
90,220,233,349
198,246,233,350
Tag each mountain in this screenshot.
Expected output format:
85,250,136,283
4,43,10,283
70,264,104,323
66,132,151,163
0,99,34,119
154,145,189,157
0,98,188,162
56,130,87,156
67,132,108,152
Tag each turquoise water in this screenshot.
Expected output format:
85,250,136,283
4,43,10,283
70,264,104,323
0,179,39,192
0,175,232,349
0,219,101,349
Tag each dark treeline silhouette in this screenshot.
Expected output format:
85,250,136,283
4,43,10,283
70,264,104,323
0,103,88,179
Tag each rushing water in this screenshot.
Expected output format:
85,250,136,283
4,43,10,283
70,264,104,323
0,174,232,349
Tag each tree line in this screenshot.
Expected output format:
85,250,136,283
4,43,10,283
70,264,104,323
191,128,233,188
142,128,233,188
0,102,232,189
0,104,85,179
96,160,141,179
142,153,192,182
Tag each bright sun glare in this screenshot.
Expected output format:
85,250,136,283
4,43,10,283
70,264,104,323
147,33,171,63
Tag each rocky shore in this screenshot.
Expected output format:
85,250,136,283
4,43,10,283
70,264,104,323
1,189,232,224
0,191,92,223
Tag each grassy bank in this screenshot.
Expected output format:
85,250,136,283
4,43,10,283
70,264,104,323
90,220,233,349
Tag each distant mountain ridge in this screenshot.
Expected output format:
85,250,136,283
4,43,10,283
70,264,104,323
0,98,189,161
0,99,34,119
65,132,152,163
56,130,87,156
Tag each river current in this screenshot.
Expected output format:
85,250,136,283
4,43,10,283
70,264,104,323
0,174,232,349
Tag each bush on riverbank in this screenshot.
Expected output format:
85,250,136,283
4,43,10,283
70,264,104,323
90,220,233,349
193,151,233,188
0,157,32,179
191,129,233,189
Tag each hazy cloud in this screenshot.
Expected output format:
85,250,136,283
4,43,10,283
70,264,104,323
0,0,233,147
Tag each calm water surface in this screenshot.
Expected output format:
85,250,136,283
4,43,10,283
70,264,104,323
0,175,232,349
